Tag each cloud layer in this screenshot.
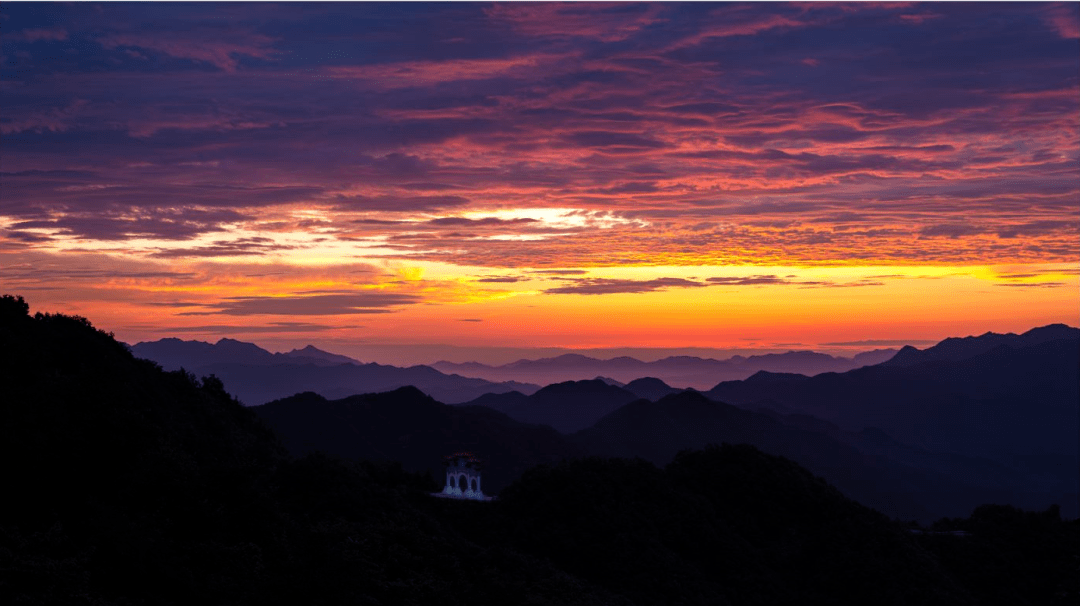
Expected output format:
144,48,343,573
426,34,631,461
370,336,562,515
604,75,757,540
1,2,1076,349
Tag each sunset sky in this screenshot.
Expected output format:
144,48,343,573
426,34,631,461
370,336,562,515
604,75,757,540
2,2,1077,364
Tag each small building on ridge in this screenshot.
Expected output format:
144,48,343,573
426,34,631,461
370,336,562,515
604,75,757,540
436,452,490,501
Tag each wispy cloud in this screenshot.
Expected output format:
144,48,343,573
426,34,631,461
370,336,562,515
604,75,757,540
544,277,707,295
191,292,423,316
97,29,279,72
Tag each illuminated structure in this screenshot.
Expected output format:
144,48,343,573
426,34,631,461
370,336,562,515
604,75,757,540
440,452,487,500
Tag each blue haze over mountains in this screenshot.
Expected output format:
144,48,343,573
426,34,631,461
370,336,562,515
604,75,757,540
130,324,1079,522
129,337,899,403
432,349,899,388
129,337,540,405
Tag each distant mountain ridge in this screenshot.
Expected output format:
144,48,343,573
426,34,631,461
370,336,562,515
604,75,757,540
432,348,898,388
882,323,1079,367
704,326,1079,517
130,337,362,369
129,337,540,405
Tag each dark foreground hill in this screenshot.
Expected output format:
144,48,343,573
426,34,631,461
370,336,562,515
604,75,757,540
3,295,1076,606
253,388,584,494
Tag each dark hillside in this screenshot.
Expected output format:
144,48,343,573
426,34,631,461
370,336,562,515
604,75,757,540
573,391,1008,522
0,295,616,605
254,389,584,494
483,446,972,605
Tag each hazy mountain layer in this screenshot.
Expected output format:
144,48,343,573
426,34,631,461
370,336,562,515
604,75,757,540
706,325,1079,517
574,391,1058,522
432,348,898,388
131,337,540,405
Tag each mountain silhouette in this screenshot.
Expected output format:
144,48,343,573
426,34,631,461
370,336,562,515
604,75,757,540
460,378,639,433
881,324,1079,367
281,344,359,365
130,337,539,405
573,391,1022,522
253,387,583,494
433,348,898,388
623,376,683,400
706,328,1079,517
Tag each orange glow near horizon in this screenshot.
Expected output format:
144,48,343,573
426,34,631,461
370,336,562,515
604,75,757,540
6,251,1075,364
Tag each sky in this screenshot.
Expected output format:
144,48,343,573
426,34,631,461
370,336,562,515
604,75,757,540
2,2,1078,364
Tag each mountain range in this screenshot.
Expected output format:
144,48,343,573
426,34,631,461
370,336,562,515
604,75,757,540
432,348,898,388
706,324,1079,463
128,337,895,405
131,323,1079,522
4,293,1076,605
129,338,539,405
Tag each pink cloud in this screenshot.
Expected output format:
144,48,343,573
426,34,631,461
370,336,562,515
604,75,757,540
325,53,569,87
667,12,808,50
485,2,665,42
0,99,88,134
19,27,68,42
1042,3,1080,39
897,12,943,25
97,30,278,71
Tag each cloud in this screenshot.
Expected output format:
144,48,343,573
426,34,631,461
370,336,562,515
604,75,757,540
994,282,1066,288
996,220,1074,239
1042,3,1080,39
97,29,279,71
544,277,707,295
192,292,422,316
428,217,538,227
703,275,884,289
530,269,589,275
325,53,566,87
706,275,797,286
484,3,664,42
148,237,294,258
15,27,68,42
918,224,987,239
565,131,667,150
10,208,253,242
334,195,471,212
667,9,809,50
0,99,89,135
473,276,524,283
163,322,339,333
2,2,1076,272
